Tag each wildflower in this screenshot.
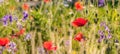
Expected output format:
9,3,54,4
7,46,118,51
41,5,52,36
37,46,45,54
98,0,105,7
2,15,9,26
22,3,29,11
7,42,17,54
17,28,25,35
0,38,9,46
74,33,84,42
75,2,83,10
72,18,88,27
9,15,12,23
107,33,112,39
2,15,13,26
24,33,31,41
43,41,57,51
98,30,105,42
44,0,50,3
16,21,22,30
64,40,70,47
22,11,28,21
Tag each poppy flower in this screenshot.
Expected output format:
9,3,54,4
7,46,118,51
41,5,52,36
74,33,84,42
44,0,50,3
72,18,88,27
0,38,9,46
75,2,83,10
43,41,57,51
22,3,29,11
17,28,25,35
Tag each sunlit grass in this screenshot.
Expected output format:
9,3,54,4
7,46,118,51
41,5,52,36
0,0,120,54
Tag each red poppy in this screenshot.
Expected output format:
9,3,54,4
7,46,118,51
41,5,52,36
0,38,9,46
22,3,29,11
75,2,83,10
44,0,50,3
15,28,25,36
74,33,84,42
43,41,57,51
72,18,87,27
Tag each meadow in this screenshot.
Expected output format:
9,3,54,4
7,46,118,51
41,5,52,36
0,0,120,54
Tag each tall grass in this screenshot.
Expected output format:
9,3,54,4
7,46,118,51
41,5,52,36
0,0,120,54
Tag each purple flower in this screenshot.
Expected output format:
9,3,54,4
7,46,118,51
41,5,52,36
9,15,12,22
100,35,105,39
98,30,104,36
37,47,45,54
3,21,7,26
17,22,23,30
107,33,112,39
22,11,28,20
24,33,31,41
98,38,102,43
98,0,105,7
2,15,9,26
7,42,17,53
0,46,5,54
98,30,106,43
64,40,70,47
100,22,106,27
2,15,13,26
